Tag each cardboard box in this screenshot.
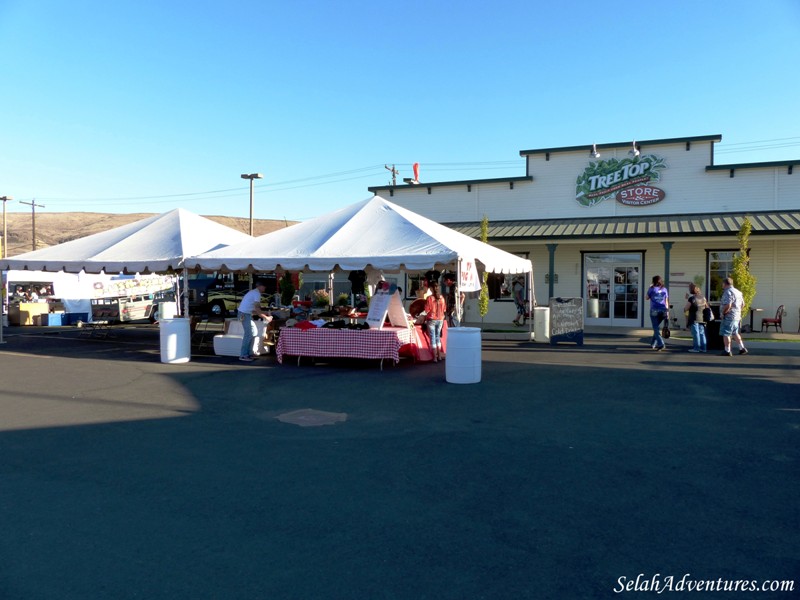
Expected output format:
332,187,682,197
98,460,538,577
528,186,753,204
19,302,50,325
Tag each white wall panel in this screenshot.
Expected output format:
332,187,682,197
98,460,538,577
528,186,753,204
386,139,798,223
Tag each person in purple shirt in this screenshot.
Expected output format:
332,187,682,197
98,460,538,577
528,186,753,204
646,275,669,351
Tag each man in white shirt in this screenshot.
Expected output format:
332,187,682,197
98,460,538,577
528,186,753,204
720,277,748,357
237,280,270,362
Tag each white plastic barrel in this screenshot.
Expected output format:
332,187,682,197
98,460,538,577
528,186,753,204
534,307,550,343
587,298,600,319
159,301,178,321
445,327,481,384
160,318,191,364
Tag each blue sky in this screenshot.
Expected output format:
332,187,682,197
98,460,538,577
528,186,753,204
1,0,799,222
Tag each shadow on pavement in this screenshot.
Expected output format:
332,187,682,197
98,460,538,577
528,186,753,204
0,332,798,598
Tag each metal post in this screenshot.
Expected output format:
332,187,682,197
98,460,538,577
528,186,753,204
19,199,44,251
182,268,190,318
0,275,6,344
0,195,13,259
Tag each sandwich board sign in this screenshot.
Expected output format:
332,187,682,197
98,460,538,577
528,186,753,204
366,290,407,329
549,297,584,346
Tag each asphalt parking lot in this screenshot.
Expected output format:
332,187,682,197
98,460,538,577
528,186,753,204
1,326,798,599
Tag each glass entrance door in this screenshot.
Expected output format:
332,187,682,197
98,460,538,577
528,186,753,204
585,254,641,326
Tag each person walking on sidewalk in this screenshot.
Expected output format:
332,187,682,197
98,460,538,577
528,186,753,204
683,283,707,353
646,275,669,351
237,280,270,362
511,276,526,327
720,277,748,357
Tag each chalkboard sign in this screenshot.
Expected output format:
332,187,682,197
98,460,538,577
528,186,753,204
549,297,584,346
365,291,407,329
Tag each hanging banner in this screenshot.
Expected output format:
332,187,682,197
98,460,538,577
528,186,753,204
92,274,175,298
459,259,482,292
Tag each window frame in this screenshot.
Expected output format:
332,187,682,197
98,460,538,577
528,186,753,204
706,248,738,303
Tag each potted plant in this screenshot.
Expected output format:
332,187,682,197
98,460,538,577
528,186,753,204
279,272,295,307
311,289,331,308
336,293,351,315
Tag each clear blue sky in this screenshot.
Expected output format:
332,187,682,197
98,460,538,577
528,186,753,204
1,0,799,222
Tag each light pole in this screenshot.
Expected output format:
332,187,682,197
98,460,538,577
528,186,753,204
0,195,11,345
240,173,263,236
0,195,12,259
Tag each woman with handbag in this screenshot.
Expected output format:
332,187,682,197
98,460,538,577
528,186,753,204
683,283,708,353
646,275,669,351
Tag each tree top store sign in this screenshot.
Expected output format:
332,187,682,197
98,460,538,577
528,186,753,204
575,154,667,207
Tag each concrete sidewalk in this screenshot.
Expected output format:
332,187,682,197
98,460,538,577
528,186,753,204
0,327,798,599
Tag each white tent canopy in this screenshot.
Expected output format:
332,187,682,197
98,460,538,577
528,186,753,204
1,208,252,274
186,196,533,275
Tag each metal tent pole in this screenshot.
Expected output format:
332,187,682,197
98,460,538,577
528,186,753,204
182,268,190,317
456,258,463,327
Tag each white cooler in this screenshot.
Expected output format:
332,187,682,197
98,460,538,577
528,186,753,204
445,327,482,384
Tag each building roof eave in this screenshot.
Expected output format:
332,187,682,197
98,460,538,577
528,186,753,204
444,210,800,241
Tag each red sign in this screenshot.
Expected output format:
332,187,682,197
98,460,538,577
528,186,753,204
616,186,666,206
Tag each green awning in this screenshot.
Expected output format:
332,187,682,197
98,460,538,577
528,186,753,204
446,211,800,241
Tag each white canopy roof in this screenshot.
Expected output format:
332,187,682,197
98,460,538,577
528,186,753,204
1,208,252,274
187,196,533,274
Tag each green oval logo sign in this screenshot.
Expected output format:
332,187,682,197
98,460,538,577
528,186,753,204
575,154,667,207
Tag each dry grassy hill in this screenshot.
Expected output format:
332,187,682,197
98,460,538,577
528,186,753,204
2,212,296,258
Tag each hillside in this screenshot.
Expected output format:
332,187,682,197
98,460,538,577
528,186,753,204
2,212,297,258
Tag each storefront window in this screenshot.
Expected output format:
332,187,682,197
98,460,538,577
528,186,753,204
707,250,737,303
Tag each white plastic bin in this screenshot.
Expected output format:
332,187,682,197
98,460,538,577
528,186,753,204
445,327,481,384
534,307,550,343
159,301,178,321
160,318,191,364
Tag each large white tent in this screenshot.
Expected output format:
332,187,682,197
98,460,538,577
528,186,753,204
186,196,533,275
186,196,534,327
1,208,251,274
1,208,252,317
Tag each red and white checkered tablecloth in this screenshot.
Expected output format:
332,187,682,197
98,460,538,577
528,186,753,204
277,326,414,365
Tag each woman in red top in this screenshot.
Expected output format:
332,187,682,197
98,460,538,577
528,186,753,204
424,282,447,362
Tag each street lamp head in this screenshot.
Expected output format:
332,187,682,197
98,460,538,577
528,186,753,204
0,196,14,201
241,173,263,180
